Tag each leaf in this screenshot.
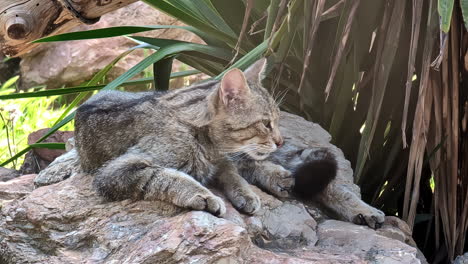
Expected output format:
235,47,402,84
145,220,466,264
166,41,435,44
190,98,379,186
229,0,254,64
34,26,195,43
211,0,246,35
177,54,223,76
215,39,268,79
438,0,454,32
355,0,406,182
129,37,186,48
298,0,326,95
153,56,174,91
321,0,346,21
402,0,424,148
324,0,360,99
142,0,240,47
129,36,233,62
265,0,281,40
461,0,468,30
0,76,19,90
30,143,66,150
328,51,357,139
189,0,237,37
274,0,304,62
101,43,214,92
0,71,200,100
0,147,31,167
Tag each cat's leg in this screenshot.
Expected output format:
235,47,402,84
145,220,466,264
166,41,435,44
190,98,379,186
238,160,294,198
216,161,261,214
295,147,385,229
317,183,385,229
94,153,226,216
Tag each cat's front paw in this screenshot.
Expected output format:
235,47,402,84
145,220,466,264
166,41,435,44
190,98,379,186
230,188,261,215
352,208,385,229
268,166,294,198
188,193,226,216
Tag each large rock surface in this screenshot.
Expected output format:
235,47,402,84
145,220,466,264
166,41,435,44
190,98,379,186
19,2,201,89
0,114,427,263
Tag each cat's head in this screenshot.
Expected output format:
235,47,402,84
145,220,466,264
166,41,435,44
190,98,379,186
209,59,283,161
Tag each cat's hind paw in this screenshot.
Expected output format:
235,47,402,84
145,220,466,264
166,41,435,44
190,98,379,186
352,209,385,229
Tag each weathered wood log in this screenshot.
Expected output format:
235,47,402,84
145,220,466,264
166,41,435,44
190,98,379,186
0,0,138,57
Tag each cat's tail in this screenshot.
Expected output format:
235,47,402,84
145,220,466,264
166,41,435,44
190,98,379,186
292,149,337,199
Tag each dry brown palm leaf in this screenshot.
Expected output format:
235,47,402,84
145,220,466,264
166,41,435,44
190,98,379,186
229,0,254,65
297,0,326,94
324,0,360,100
402,0,437,227
402,0,424,148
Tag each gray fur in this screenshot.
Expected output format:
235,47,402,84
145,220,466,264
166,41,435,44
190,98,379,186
265,141,385,229
74,59,284,216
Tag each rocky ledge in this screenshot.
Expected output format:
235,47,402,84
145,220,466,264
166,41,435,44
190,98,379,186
0,114,427,264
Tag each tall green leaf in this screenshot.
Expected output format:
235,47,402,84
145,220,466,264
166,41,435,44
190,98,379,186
438,0,454,32
34,26,194,42
129,36,233,62
0,72,204,100
153,57,174,91
142,0,241,48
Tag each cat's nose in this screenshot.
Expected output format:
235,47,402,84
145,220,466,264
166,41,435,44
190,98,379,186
274,138,284,148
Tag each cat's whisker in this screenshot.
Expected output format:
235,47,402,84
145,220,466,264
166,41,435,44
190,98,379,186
276,89,289,107
219,144,274,161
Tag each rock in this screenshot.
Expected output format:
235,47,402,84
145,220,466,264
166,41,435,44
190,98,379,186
378,216,416,247
0,174,35,201
0,173,314,263
19,129,74,174
455,252,468,264
317,220,424,264
260,202,318,248
0,171,424,264
0,113,427,263
19,2,201,90
33,149,81,187
0,167,20,182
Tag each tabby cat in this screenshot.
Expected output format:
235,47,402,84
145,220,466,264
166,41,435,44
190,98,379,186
74,59,290,216
40,58,384,228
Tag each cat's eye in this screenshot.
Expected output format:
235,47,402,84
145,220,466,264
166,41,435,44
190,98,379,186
263,120,272,130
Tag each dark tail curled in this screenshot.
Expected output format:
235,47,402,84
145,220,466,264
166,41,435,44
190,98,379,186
292,149,338,199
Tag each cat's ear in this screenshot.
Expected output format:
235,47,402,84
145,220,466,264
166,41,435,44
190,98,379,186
219,68,250,106
243,58,267,83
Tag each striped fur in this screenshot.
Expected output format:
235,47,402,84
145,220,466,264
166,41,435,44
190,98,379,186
74,59,283,216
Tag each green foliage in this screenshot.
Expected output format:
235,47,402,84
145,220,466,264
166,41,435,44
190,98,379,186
437,0,468,32
438,0,455,32
0,77,74,169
